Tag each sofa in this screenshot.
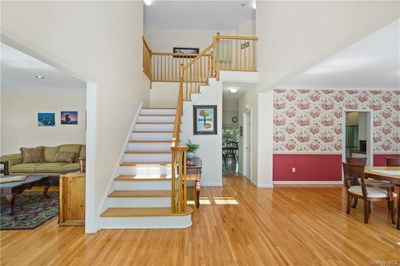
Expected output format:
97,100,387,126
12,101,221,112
1,144,85,177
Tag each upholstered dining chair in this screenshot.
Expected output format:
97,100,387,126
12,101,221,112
346,157,389,209
342,163,396,224
385,157,400,166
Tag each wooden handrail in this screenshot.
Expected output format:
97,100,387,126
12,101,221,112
182,43,214,71
217,35,258,41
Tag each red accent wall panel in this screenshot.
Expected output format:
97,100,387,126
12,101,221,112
373,154,400,166
273,154,342,181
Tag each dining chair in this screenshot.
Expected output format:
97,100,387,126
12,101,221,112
346,157,389,209
346,157,367,166
385,157,400,166
342,163,396,224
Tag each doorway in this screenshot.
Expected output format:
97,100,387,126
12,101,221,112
343,111,373,166
242,109,252,180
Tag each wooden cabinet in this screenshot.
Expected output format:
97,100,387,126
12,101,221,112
59,172,85,226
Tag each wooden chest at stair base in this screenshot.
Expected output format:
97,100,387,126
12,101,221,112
59,172,85,226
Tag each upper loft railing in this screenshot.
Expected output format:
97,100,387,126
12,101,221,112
142,33,258,214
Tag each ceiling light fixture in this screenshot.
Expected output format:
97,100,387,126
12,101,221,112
144,0,153,6
230,87,238,93
35,75,45,79
251,0,256,9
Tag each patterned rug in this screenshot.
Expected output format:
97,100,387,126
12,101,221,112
0,192,58,230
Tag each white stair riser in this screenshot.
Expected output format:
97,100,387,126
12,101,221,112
100,215,192,229
106,197,171,208
119,166,171,176
131,132,172,140
137,116,175,123
140,109,176,115
113,180,172,190
124,153,171,162
127,142,171,151
134,124,174,131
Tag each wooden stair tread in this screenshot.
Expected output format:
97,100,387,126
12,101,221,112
125,150,171,154
109,190,171,197
129,140,172,143
142,107,176,110
101,207,193,217
120,162,171,166
136,122,174,124
139,114,176,117
132,130,173,133
115,175,171,181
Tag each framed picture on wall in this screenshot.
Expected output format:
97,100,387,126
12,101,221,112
61,111,78,125
193,105,217,135
38,113,55,126
173,47,199,58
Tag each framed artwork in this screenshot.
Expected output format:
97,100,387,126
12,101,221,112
193,105,217,135
173,47,199,58
61,111,78,125
38,113,55,126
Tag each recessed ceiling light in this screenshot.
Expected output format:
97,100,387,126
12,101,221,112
144,0,153,6
230,88,238,93
35,75,45,79
251,0,256,9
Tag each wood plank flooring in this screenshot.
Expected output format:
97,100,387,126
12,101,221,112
1,173,399,265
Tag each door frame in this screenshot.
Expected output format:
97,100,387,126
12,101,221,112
242,108,252,180
342,110,374,174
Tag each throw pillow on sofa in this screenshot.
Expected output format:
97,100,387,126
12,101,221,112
55,151,76,163
20,147,45,163
44,146,60,162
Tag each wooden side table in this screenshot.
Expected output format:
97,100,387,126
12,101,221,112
59,172,85,226
187,156,202,208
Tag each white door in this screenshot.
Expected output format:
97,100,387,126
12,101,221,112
243,110,252,179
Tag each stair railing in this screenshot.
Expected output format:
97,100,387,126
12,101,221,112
143,34,258,213
142,37,152,81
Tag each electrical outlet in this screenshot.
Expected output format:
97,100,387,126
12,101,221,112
292,167,296,173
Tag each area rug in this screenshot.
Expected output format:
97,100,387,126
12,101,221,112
0,192,58,230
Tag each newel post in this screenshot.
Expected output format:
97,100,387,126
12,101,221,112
216,32,220,81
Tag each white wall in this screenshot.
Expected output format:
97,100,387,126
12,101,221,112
144,27,235,52
237,20,255,36
238,87,258,185
150,82,179,107
1,90,86,154
1,1,150,232
181,80,223,186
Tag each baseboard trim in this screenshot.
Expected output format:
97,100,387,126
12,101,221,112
273,181,343,185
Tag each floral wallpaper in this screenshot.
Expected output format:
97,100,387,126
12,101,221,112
273,89,400,153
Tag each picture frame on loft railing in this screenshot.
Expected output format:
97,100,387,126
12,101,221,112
173,47,199,58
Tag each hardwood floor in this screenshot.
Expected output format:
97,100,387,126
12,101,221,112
1,173,399,265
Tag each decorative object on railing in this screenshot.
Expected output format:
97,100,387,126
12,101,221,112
142,33,257,214
214,33,258,79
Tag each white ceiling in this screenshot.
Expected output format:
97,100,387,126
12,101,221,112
223,82,255,111
1,43,86,90
284,19,400,89
144,1,255,31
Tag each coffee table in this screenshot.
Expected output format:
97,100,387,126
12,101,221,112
0,176,50,215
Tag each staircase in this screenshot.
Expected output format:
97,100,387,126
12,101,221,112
100,33,257,229
100,107,193,229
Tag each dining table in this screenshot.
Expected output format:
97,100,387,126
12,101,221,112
364,166,400,229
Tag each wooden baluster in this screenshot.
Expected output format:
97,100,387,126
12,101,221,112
253,40,255,71
171,150,176,212
183,149,187,210
216,33,220,80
